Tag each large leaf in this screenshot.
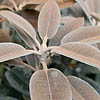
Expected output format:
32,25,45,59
5,67,32,95
0,43,35,63
51,42,100,70
0,11,40,47
68,76,100,100
13,23,36,49
30,68,72,100
49,17,84,46
38,0,61,40
61,26,100,44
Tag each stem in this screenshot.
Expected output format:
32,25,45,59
35,38,41,50
43,46,59,53
23,62,36,71
41,61,48,72
31,50,41,55
9,0,19,11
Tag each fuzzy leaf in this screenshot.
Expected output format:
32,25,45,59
49,17,84,46
71,86,85,100
84,0,100,13
38,0,61,40
0,43,34,63
5,67,32,95
68,76,100,100
30,68,72,100
26,54,39,68
51,42,100,70
0,11,39,46
13,24,36,49
61,26,100,44
61,16,76,24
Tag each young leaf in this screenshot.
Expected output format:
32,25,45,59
61,26,100,45
51,42,100,70
30,68,72,100
49,17,84,46
38,0,61,40
0,43,35,63
68,76,100,100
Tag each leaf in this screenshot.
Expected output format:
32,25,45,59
0,96,18,100
0,43,34,63
49,17,84,46
71,86,85,100
61,16,76,24
5,67,33,95
69,3,84,17
30,68,72,100
38,0,61,40
12,23,36,49
19,0,46,10
26,54,39,68
91,13,100,21
0,11,40,48
51,42,100,70
68,76,100,100
6,58,24,67
85,0,100,13
0,5,14,11
75,0,92,23
61,26,100,45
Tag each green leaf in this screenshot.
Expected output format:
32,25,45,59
5,67,33,96
0,96,18,100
